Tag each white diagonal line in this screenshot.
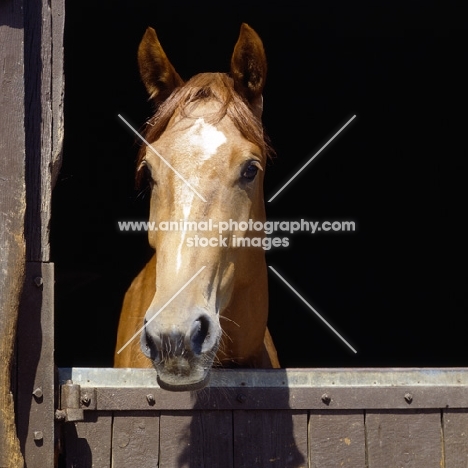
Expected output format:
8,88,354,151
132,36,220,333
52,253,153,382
268,115,356,202
268,265,357,353
116,266,206,355
118,114,207,202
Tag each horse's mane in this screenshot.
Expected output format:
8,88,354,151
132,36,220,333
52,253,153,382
136,72,273,185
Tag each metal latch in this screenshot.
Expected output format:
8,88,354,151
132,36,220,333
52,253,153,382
56,380,84,422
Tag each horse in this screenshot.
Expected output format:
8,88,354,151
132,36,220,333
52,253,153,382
114,23,280,391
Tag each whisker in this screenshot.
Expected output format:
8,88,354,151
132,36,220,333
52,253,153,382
220,327,233,345
219,315,240,328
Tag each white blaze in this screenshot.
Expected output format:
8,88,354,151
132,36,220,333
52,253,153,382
187,118,227,160
176,184,196,272
174,119,226,271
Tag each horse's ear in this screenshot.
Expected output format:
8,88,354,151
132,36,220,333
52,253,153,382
138,27,184,104
230,23,267,117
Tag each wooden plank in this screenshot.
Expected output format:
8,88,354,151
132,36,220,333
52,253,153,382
64,412,112,468
79,383,468,411
0,1,26,466
16,263,55,468
309,410,366,467
233,410,308,468
112,411,160,468
159,410,234,467
366,410,443,467
23,0,64,261
50,0,65,188
443,409,468,467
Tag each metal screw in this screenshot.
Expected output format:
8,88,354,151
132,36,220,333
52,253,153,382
34,277,43,287
236,393,247,403
404,392,413,404
33,431,43,441
321,393,331,405
55,410,66,421
32,387,43,399
81,394,91,406
146,394,155,405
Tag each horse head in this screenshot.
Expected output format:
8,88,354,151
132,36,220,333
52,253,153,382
117,24,278,391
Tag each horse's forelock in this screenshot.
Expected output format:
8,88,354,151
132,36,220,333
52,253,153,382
135,73,273,188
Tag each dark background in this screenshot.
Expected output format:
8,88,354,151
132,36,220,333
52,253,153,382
52,1,467,368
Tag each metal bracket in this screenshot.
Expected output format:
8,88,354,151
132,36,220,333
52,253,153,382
56,380,84,422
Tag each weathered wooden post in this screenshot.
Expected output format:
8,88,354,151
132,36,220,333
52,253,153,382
0,0,64,466
0,2,27,466
0,1,26,468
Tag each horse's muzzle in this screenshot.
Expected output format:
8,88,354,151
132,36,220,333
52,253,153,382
140,312,220,391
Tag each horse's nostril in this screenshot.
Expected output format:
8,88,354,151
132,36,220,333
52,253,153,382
142,313,217,361
189,315,212,355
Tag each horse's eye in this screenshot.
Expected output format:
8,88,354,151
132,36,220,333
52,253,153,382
241,161,262,181
139,160,156,187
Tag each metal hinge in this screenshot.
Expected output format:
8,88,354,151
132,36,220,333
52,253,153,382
55,380,85,422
